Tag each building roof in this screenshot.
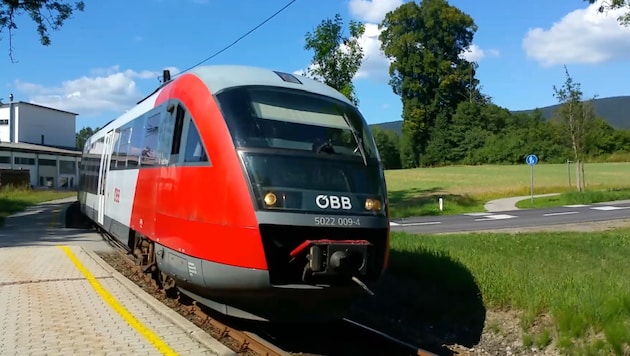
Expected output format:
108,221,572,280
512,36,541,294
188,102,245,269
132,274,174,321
0,141,81,157
0,101,79,116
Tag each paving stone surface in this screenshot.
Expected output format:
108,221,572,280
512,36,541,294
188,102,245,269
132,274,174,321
0,245,230,355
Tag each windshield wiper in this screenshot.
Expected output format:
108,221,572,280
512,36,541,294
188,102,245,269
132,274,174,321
340,111,368,166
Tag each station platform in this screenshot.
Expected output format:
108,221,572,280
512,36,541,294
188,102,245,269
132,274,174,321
0,244,236,355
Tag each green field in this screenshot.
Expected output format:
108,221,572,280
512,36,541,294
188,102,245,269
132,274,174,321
0,186,76,226
389,228,630,355
384,162,630,217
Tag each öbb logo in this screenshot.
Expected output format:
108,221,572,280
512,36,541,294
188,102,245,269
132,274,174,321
315,195,352,210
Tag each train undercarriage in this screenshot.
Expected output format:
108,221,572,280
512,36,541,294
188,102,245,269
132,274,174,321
92,224,381,323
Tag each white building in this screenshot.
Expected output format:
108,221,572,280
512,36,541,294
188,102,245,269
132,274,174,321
0,95,82,189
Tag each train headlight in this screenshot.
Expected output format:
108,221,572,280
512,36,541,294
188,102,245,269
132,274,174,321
365,198,382,212
264,192,277,206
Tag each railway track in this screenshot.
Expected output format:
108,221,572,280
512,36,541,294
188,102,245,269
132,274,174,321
96,229,437,356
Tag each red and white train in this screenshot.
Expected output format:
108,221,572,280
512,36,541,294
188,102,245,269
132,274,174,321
78,65,390,322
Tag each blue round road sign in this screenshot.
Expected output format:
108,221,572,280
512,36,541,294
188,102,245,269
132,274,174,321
526,154,538,166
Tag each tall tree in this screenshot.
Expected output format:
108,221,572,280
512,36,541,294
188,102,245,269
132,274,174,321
303,13,365,106
552,66,596,192
585,0,630,26
379,0,478,167
0,0,85,62
371,127,402,169
76,126,97,151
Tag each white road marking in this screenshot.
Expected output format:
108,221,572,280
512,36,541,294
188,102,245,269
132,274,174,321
543,211,579,217
464,212,493,216
389,221,400,226
474,214,517,221
591,206,630,211
391,221,442,227
564,204,590,208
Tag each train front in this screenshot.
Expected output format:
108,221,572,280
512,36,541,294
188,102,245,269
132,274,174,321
215,84,390,322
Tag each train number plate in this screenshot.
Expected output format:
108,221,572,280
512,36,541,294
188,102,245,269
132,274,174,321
314,216,361,226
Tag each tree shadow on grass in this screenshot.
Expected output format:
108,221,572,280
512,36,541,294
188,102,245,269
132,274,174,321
388,187,482,217
348,249,486,355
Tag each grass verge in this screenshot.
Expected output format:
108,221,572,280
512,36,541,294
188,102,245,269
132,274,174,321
515,188,630,209
385,162,630,218
0,186,76,227
389,229,630,355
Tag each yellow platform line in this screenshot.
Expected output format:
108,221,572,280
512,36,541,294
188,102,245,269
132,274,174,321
58,246,179,356
49,209,59,228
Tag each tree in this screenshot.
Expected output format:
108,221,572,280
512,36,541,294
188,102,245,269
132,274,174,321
552,66,596,192
371,127,401,169
585,0,630,26
379,0,478,167
76,126,97,151
0,0,85,62
303,13,365,106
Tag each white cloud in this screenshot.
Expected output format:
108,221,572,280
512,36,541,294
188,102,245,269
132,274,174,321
296,0,497,83
14,65,180,116
349,0,403,23
522,0,630,67
459,44,500,62
354,23,392,81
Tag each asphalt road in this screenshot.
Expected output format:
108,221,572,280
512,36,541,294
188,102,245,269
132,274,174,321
2,198,629,246
390,201,630,234
0,197,115,251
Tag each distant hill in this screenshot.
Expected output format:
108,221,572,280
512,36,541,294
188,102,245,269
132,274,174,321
370,95,630,134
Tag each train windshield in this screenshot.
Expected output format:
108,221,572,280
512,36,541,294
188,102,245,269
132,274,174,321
215,86,379,163
215,86,386,215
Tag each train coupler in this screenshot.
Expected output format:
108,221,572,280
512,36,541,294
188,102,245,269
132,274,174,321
289,239,373,293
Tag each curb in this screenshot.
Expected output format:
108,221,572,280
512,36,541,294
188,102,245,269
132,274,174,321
82,247,237,356
35,196,78,205
484,193,561,212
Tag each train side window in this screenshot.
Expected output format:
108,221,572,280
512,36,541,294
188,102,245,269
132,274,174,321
184,118,209,163
117,125,133,169
110,128,122,170
128,117,145,167
142,112,160,166
155,102,182,166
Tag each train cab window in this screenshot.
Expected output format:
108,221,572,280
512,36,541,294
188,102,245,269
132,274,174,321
171,104,185,156
184,119,209,163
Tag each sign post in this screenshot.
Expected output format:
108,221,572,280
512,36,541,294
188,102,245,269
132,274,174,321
526,154,538,205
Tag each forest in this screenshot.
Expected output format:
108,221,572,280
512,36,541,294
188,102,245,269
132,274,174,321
369,95,630,170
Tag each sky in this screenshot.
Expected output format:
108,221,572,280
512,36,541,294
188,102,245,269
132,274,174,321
1,0,629,131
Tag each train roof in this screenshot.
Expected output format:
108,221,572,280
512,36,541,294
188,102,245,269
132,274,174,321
87,65,354,144
189,65,353,106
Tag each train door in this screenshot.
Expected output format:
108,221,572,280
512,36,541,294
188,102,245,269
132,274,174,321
97,129,114,225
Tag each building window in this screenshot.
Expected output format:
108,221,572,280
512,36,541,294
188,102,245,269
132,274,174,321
0,156,9,164
39,159,57,166
0,119,8,125
39,176,54,187
59,160,75,174
14,157,35,165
